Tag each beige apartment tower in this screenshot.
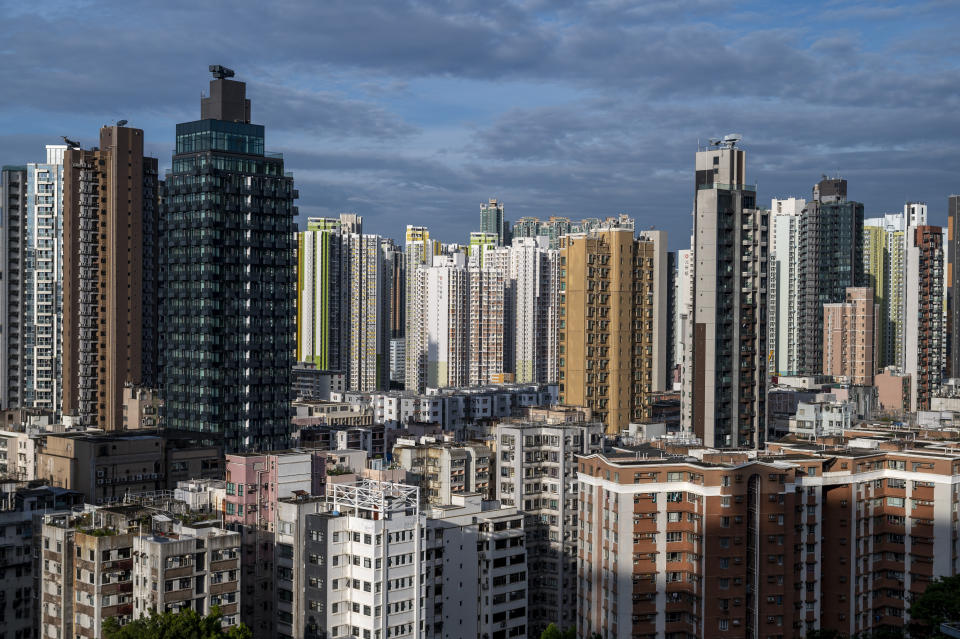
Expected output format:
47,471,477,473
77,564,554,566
558,227,667,435
823,286,877,385
62,126,158,431
688,138,768,448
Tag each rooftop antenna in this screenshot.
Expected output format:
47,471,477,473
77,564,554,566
61,136,81,149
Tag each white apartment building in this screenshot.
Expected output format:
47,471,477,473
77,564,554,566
495,419,604,635
790,394,854,437
768,197,805,376
274,481,422,639
348,233,391,391
16,146,67,413
508,237,563,386
468,266,506,385
409,254,470,390
404,226,434,392
275,482,527,639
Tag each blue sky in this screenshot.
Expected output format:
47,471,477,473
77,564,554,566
0,0,957,249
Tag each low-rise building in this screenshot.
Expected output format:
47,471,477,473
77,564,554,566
292,364,346,401
36,431,223,504
393,439,491,504
790,394,854,438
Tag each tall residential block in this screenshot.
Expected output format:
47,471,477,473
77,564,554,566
24,146,67,413
297,217,349,371
822,286,876,385
512,236,560,384
948,195,960,378
468,265,506,385
768,197,805,376
347,232,391,391
795,178,864,375
558,227,667,435
0,166,26,410
62,126,158,431
480,197,509,246
905,225,945,411
865,213,907,369
409,253,469,390
862,224,888,365
689,138,768,448
404,225,434,391
159,67,296,452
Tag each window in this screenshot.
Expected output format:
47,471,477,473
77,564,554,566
719,619,729,631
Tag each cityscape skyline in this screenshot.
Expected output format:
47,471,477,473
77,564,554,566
1,1,958,250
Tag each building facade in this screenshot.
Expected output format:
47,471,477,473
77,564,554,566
23,146,67,413
822,286,877,386
159,68,296,452
0,165,27,411
905,225,945,412
62,126,158,430
688,139,768,448
558,227,667,435
480,198,509,246
495,419,604,635
795,179,865,375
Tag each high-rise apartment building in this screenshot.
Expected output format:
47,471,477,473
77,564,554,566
24,146,67,413
558,227,667,435
468,265,506,385
297,217,350,372
480,198,509,246
347,233,391,391
404,225,434,391
512,236,560,384
795,178,864,375
768,197,805,376
496,418,604,635
159,67,296,452
578,437,960,639
418,254,469,389
948,195,960,378
822,286,876,385
384,237,405,340
688,138,768,448
0,165,26,410
862,223,888,365
905,225,944,411
62,126,158,431
865,214,907,369
676,248,693,424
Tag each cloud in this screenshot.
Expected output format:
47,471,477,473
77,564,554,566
0,0,957,248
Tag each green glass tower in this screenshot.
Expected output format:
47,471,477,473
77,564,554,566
159,66,297,452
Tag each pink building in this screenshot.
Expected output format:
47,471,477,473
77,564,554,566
823,287,877,386
875,367,911,415
223,450,326,530
222,449,327,637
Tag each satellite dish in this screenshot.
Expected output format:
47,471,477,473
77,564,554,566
722,133,743,145
117,120,128,127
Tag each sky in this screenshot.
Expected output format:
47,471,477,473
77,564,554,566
0,0,958,250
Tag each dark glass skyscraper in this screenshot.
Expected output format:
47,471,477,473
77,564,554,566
795,178,864,375
159,67,296,452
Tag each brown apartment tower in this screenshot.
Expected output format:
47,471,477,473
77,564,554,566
558,227,668,435
62,126,158,431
